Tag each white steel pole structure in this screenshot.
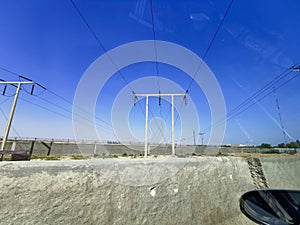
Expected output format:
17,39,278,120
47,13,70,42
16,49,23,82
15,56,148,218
171,95,175,155
134,93,187,157
0,81,34,151
144,96,149,157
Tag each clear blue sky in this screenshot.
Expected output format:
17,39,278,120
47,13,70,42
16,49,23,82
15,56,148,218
0,0,300,146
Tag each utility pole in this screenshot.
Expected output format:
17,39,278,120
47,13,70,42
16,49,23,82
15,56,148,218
199,132,205,146
0,81,35,151
144,95,149,156
171,95,175,155
193,131,196,146
134,93,187,157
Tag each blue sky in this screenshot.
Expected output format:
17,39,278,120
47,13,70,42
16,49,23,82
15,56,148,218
0,0,300,146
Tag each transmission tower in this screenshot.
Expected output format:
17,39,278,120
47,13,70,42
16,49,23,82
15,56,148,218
0,81,35,151
134,93,187,157
273,87,287,144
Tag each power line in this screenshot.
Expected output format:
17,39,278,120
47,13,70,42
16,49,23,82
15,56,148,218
69,0,135,95
70,0,169,140
0,106,22,139
70,0,169,144
0,66,20,77
2,72,138,141
19,76,47,96
186,0,234,92
0,69,47,97
149,0,167,143
0,88,16,98
70,0,107,53
35,95,112,131
273,87,287,143
70,1,165,132
222,68,298,124
173,0,234,131
0,67,115,134
0,66,135,142
0,95,14,105
45,88,114,127
0,105,29,152
18,97,117,141
227,73,299,123
69,1,170,144
149,0,160,94
39,94,112,128
203,69,300,133
0,66,114,129
227,68,294,118
1,2,175,144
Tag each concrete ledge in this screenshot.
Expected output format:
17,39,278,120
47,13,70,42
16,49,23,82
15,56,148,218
0,157,263,224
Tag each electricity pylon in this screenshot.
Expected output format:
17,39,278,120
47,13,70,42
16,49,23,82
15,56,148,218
134,93,187,157
0,81,34,151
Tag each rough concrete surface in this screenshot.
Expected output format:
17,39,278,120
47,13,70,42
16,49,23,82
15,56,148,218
0,156,299,225
261,156,300,189
5,140,298,157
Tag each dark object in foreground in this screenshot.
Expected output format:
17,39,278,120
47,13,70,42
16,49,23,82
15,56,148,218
0,150,31,161
240,189,300,225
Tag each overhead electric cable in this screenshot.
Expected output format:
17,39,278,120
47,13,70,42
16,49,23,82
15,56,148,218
186,0,234,92
149,0,160,94
203,70,300,132
0,66,20,77
35,95,112,130
71,0,169,143
70,0,135,95
45,88,114,126
216,63,299,127
19,97,118,141
1,73,115,137
273,87,287,143
174,0,234,130
227,68,294,118
19,97,74,121
0,66,114,129
70,1,162,135
19,75,46,96
0,95,14,105
0,106,23,140
149,0,166,143
226,73,299,123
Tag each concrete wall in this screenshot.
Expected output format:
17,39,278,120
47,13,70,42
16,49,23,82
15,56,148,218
0,157,253,225
1,140,298,157
261,156,300,188
0,156,299,224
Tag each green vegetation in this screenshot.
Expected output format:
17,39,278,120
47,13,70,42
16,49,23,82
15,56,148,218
258,140,300,149
258,143,272,148
277,140,300,148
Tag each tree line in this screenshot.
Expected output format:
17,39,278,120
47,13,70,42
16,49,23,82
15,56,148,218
258,140,300,148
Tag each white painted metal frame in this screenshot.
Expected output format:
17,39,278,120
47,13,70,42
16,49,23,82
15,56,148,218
134,93,187,157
